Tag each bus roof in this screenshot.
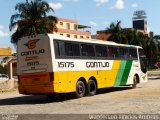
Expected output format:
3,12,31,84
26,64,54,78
48,34,142,49
18,33,142,49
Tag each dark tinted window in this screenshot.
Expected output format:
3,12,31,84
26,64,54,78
65,42,80,57
96,45,108,58
54,41,65,57
119,47,129,59
108,46,113,58
113,47,119,58
129,48,138,59
81,44,95,57
138,48,145,57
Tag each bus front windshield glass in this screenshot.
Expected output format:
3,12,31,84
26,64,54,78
139,49,147,73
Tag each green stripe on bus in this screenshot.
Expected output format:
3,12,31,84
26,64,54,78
114,60,127,86
120,60,133,85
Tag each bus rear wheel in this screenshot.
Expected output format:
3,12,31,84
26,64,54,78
88,80,97,96
46,94,57,99
75,81,86,98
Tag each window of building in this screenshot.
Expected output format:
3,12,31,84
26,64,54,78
74,35,77,38
86,36,90,39
60,22,63,25
80,36,84,38
67,34,70,38
66,23,70,30
74,24,77,30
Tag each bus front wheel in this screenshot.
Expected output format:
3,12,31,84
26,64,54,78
75,81,86,98
132,75,138,89
88,80,97,96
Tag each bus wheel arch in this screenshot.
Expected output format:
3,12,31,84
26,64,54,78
75,77,87,98
88,77,97,96
132,74,139,89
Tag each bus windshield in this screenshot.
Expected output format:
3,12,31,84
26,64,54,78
139,48,147,73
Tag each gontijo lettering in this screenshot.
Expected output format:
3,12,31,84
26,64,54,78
86,62,109,68
21,49,45,56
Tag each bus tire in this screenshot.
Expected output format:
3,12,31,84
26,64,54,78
132,75,138,89
46,94,57,99
88,80,97,96
75,81,86,98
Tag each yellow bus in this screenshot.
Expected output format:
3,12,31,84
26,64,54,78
17,33,147,98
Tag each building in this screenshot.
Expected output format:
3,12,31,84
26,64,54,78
0,48,12,56
8,58,17,80
132,10,149,36
96,30,111,41
95,28,148,41
95,10,150,41
55,18,91,39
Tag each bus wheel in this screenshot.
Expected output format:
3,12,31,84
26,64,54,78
132,76,138,89
75,81,86,98
88,80,97,96
46,94,57,99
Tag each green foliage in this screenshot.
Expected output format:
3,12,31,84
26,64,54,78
10,0,58,45
0,65,8,74
106,21,160,67
107,21,127,44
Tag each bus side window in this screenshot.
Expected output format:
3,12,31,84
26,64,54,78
54,41,65,58
108,46,113,58
129,48,138,60
113,47,119,59
81,44,88,57
119,48,125,59
65,42,80,57
119,47,129,60
124,48,129,59
96,45,108,58
88,45,95,57
81,44,95,57
65,43,73,56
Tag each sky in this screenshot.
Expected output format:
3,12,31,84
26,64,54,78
0,0,160,52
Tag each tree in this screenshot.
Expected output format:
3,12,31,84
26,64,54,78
106,21,160,68
146,37,160,68
0,65,8,74
9,0,58,45
106,21,127,44
0,57,10,65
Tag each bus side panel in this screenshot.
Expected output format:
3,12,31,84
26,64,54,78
53,71,96,93
53,60,121,93
114,60,127,86
114,60,140,86
120,60,133,85
97,60,120,88
126,60,140,85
